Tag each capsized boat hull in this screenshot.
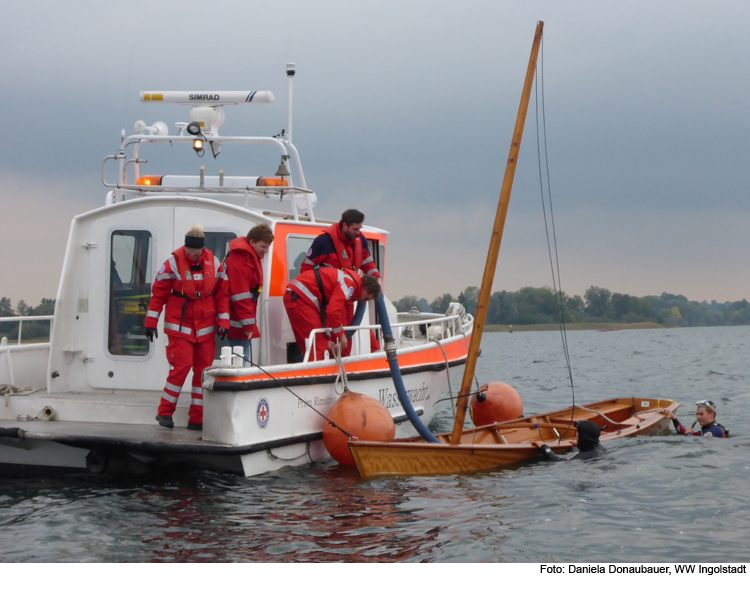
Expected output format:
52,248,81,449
348,397,679,478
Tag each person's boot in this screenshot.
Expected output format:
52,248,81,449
187,423,203,431
156,414,174,429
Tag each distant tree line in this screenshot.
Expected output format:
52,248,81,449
392,286,750,328
0,297,55,341
4,288,750,339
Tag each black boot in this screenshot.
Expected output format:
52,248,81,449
156,414,174,429
187,423,203,431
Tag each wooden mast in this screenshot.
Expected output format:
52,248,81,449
450,21,544,444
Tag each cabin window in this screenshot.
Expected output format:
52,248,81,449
366,238,384,277
204,231,237,261
108,230,153,356
287,236,315,282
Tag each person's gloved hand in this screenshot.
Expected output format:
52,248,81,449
146,327,158,342
218,327,228,340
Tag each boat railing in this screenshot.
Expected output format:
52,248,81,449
0,315,54,346
101,133,314,222
302,314,469,363
104,182,318,222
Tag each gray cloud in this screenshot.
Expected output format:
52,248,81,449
2,0,749,306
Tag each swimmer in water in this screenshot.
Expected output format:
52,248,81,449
534,420,607,461
663,400,728,438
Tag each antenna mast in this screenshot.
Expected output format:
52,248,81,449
286,62,296,143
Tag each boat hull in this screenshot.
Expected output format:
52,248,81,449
0,344,467,476
348,398,679,478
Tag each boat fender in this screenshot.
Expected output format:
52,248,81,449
375,294,439,444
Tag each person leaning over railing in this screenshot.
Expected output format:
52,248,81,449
284,268,380,362
300,209,383,354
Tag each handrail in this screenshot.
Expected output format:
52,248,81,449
301,314,469,363
109,184,313,196
0,315,54,346
104,134,292,188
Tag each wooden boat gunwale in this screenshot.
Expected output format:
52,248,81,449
348,397,680,478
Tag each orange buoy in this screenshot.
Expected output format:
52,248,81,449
323,390,396,465
470,382,523,427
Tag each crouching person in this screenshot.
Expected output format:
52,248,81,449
145,224,230,430
284,268,380,361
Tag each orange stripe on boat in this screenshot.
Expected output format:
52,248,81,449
214,335,470,383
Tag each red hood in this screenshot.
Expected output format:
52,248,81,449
228,236,257,257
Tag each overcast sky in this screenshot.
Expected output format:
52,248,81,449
2,0,749,307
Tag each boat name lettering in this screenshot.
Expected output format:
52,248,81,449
297,395,337,409
378,382,430,409
189,94,220,101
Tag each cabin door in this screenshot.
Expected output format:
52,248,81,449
85,208,173,391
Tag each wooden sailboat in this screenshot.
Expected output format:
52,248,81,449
349,397,679,477
348,21,679,478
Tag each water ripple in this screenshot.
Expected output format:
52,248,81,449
2,326,750,561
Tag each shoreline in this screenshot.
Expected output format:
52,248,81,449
484,322,667,332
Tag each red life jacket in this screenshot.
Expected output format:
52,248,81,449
171,246,217,298
146,246,228,342
322,223,362,271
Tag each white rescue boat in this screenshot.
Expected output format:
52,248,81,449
0,65,472,477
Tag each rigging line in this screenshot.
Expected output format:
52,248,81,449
333,342,349,395
229,352,354,439
541,38,576,438
541,43,575,405
533,36,577,440
534,55,564,342
433,390,481,405
430,337,455,418
540,37,573,384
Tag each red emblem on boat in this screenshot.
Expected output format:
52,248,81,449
257,398,269,428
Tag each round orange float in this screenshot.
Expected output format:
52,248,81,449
323,390,396,465
470,382,523,426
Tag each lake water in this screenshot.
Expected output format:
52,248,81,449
2,326,748,563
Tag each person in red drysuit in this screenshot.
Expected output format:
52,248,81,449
225,223,274,365
300,209,383,354
284,268,381,361
145,224,230,430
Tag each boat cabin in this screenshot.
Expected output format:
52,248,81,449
47,83,391,395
